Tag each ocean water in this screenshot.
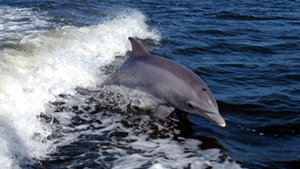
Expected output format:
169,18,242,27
0,0,299,169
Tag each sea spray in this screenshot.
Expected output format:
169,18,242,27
0,8,160,168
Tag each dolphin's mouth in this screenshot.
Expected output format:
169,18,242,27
216,122,226,127
198,111,226,127
178,109,226,127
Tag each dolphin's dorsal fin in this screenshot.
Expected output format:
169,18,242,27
128,37,150,57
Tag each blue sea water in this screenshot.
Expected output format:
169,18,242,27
0,0,299,168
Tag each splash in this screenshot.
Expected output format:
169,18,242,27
0,7,160,168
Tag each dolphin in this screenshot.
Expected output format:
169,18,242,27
101,37,226,127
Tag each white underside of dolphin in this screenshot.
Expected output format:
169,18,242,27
101,37,226,127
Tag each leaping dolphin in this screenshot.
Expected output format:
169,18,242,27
101,37,226,127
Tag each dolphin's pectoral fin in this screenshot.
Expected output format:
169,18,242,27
152,104,175,120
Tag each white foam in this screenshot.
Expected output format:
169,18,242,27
0,8,160,168
49,97,242,169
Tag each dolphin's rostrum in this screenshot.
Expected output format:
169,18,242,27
101,37,226,127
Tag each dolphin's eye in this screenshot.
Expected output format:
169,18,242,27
202,88,207,91
187,103,193,108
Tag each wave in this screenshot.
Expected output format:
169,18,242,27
205,11,297,21
0,8,160,168
0,6,56,43
1,5,243,169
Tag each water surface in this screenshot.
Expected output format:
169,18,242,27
0,0,299,168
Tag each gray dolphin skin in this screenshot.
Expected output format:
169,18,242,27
101,37,226,127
